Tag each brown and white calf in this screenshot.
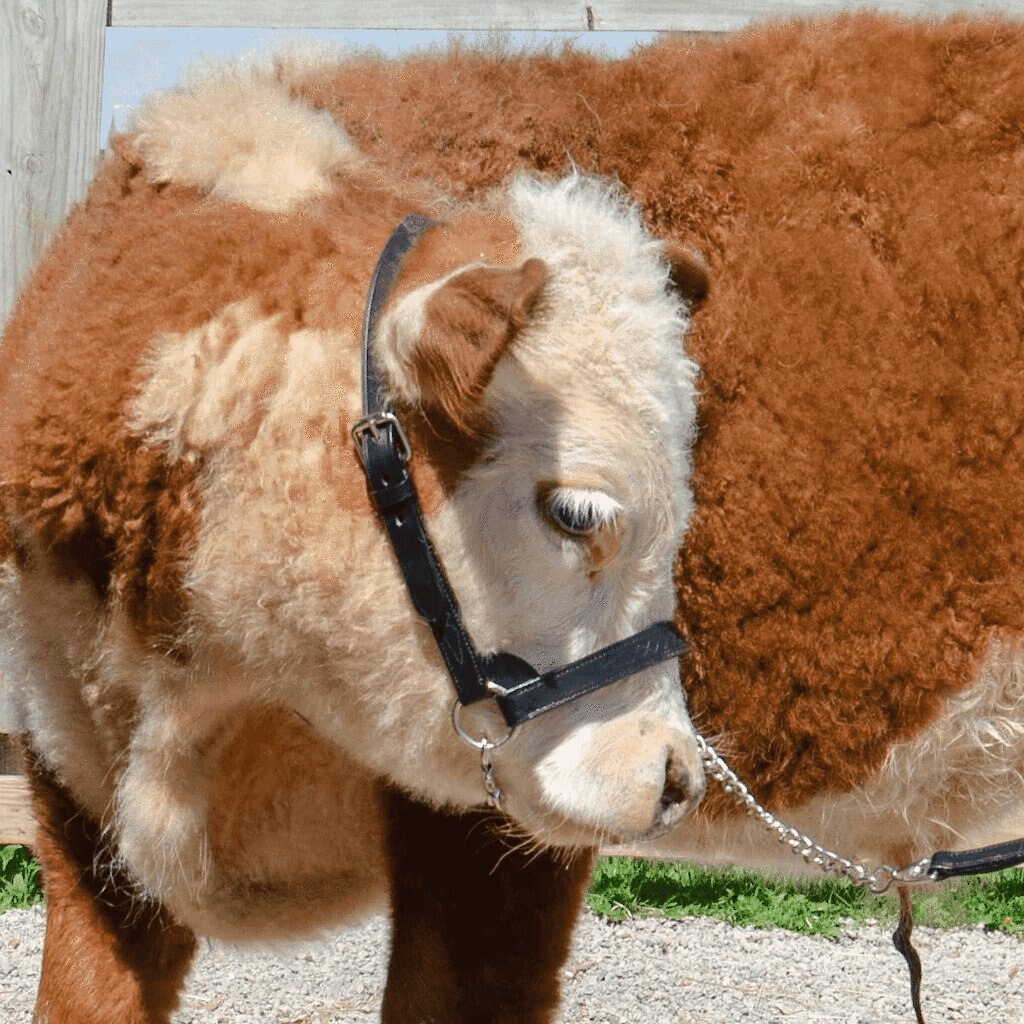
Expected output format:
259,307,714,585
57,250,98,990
11,14,1024,1022
0,58,708,1023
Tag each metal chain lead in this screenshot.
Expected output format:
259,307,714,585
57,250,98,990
696,735,934,894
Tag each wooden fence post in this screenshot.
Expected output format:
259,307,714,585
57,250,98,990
1,0,104,850
1,0,107,330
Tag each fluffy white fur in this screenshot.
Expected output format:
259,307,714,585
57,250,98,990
129,62,364,211
0,558,113,815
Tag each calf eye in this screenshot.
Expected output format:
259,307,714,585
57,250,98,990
547,498,597,536
539,485,620,539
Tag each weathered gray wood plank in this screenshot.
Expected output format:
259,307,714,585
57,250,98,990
0,700,20,739
110,0,1024,29
1,0,106,330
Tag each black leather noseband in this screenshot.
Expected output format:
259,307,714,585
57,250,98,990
351,215,688,729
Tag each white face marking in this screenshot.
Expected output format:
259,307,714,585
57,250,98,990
420,191,704,842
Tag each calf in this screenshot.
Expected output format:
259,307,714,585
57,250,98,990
0,59,707,1023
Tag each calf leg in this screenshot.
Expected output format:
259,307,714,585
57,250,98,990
24,749,197,1024
382,787,596,1024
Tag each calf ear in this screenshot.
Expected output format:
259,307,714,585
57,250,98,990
666,242,710,308
380,258,547,438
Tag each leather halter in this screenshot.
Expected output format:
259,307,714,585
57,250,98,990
351,215,688,729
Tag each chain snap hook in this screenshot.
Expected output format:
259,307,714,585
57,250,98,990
451,699,517,810
479,744,503,810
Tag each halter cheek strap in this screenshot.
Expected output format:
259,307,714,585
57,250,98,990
353,213,499,708
351,214,688,729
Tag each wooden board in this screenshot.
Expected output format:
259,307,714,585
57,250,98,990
109,0,1024,30
0,775,34,847
1,0,106,330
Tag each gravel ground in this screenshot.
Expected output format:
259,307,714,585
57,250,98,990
3,904,1023,1023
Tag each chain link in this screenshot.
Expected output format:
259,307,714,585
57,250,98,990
454,702,941,877
480,745,504,810
696,735,934,893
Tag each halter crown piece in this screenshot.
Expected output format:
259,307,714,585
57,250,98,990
350,214,689,734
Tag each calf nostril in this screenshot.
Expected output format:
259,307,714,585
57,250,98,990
660,751,702,813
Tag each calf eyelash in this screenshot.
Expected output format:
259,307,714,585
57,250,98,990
539,485,621,537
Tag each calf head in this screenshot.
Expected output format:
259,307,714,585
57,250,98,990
122,174,708,854
361,176,708,845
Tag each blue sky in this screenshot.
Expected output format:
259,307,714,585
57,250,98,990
100,28,657,144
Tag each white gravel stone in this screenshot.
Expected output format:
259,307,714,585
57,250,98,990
2,905,1023,1022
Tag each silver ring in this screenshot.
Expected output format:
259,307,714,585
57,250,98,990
451,699,517,750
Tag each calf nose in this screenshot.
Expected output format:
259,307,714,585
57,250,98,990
656,748,706,832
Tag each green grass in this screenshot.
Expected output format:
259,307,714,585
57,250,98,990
586,857,1024,938
0,845,42,912
3,845,1023,938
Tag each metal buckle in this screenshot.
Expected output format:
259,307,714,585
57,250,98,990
351,411,413,465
